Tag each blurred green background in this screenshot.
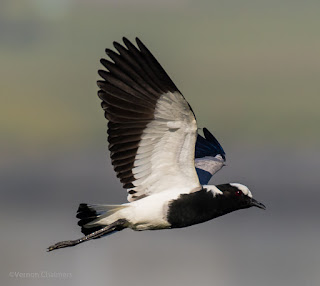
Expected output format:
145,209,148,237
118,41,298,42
1,1,319,286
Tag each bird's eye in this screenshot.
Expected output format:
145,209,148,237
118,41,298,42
235,190,242,196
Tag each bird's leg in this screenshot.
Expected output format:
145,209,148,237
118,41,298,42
47,219,127,252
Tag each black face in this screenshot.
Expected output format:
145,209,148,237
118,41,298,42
216,184,266,211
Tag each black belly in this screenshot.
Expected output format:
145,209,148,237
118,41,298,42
167,189,228,228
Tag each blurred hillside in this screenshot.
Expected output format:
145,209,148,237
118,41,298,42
1,0,319,161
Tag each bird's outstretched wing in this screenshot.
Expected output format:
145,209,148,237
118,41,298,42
195,128,226,185
97,38,201,202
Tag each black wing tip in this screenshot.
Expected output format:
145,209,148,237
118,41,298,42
203,127,214,140
135,37,144,49
100,58,108,65
196,128,226,159
122,37,136,50
203,128,225,152
113,40,125,52
122,36,142,46
99,37,181,93
105,48,113,54
97,69,108,78
122,37,129,45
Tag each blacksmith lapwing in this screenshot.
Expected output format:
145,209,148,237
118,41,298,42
48,38,265,251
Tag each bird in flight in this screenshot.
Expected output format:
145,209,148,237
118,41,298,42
48,38,265,252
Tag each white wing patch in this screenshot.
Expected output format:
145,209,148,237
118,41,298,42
195,155,225,176
202,185,223,196
128,91,200,202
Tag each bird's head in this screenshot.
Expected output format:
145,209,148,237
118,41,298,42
216,183,266,211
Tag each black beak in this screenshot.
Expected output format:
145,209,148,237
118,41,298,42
250,198,266,210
